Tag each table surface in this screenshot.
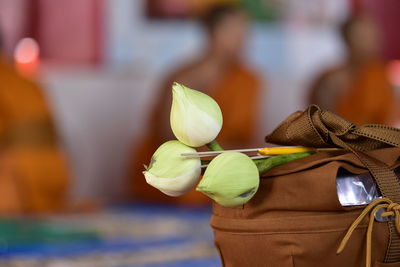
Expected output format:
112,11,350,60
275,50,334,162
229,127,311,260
0,204,221,267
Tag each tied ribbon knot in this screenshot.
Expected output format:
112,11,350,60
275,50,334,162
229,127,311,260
337,198,400,267
265,105,400,152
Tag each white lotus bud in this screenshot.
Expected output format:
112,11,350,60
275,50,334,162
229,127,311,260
170,82,223,147
196,152,259,207
143,140,201,196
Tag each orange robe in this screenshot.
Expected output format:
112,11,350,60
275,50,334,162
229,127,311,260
130,63,261,204
0,56,69,214
310,60,397,125
335,61,397,125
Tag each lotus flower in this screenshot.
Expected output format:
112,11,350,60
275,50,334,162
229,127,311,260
143,140,201,196
196,152,259,207
170,82,223,147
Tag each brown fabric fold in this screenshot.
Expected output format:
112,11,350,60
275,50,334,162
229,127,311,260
265,105,400,263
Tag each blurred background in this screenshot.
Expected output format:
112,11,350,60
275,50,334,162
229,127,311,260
0,0,399,266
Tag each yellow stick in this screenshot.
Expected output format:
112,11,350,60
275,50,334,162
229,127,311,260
258,147,315,155
181,147,344,158
258,147,343,155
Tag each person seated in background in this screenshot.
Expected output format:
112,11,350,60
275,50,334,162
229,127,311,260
0,44,69,214
309,14,398,126
130,4,262,204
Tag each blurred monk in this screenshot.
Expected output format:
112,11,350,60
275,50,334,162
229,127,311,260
130,4,262,204
0,50,69,214
309,14,398,125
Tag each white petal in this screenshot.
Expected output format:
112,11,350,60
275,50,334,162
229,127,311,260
144,162,201,197
171,96,222,147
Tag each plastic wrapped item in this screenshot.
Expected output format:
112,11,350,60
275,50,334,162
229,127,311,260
336,167,400,206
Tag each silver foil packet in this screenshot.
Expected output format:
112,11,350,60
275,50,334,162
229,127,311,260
336,167,400,206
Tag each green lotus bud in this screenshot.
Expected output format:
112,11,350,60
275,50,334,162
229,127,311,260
170,82,223,147
143,140,201,196
196,152,259,207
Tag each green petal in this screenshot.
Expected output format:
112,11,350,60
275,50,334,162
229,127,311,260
170,83,223,147
197,152,259,207
147,140,200,178
173,83,223,126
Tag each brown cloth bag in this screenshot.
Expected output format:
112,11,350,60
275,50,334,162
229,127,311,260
211,105,400,267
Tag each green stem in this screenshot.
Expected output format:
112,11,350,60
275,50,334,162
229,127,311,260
254,152,313,175
202,140,223,174
201,160,211,166
206,140,224,151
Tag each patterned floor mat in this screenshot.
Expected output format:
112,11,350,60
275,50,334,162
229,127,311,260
0,205,220,267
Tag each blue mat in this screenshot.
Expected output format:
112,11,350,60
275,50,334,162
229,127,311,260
0,204,221,266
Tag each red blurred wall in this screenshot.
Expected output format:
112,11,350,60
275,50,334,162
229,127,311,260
31,0,103,64
352,0,400,60
364,0,400,60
